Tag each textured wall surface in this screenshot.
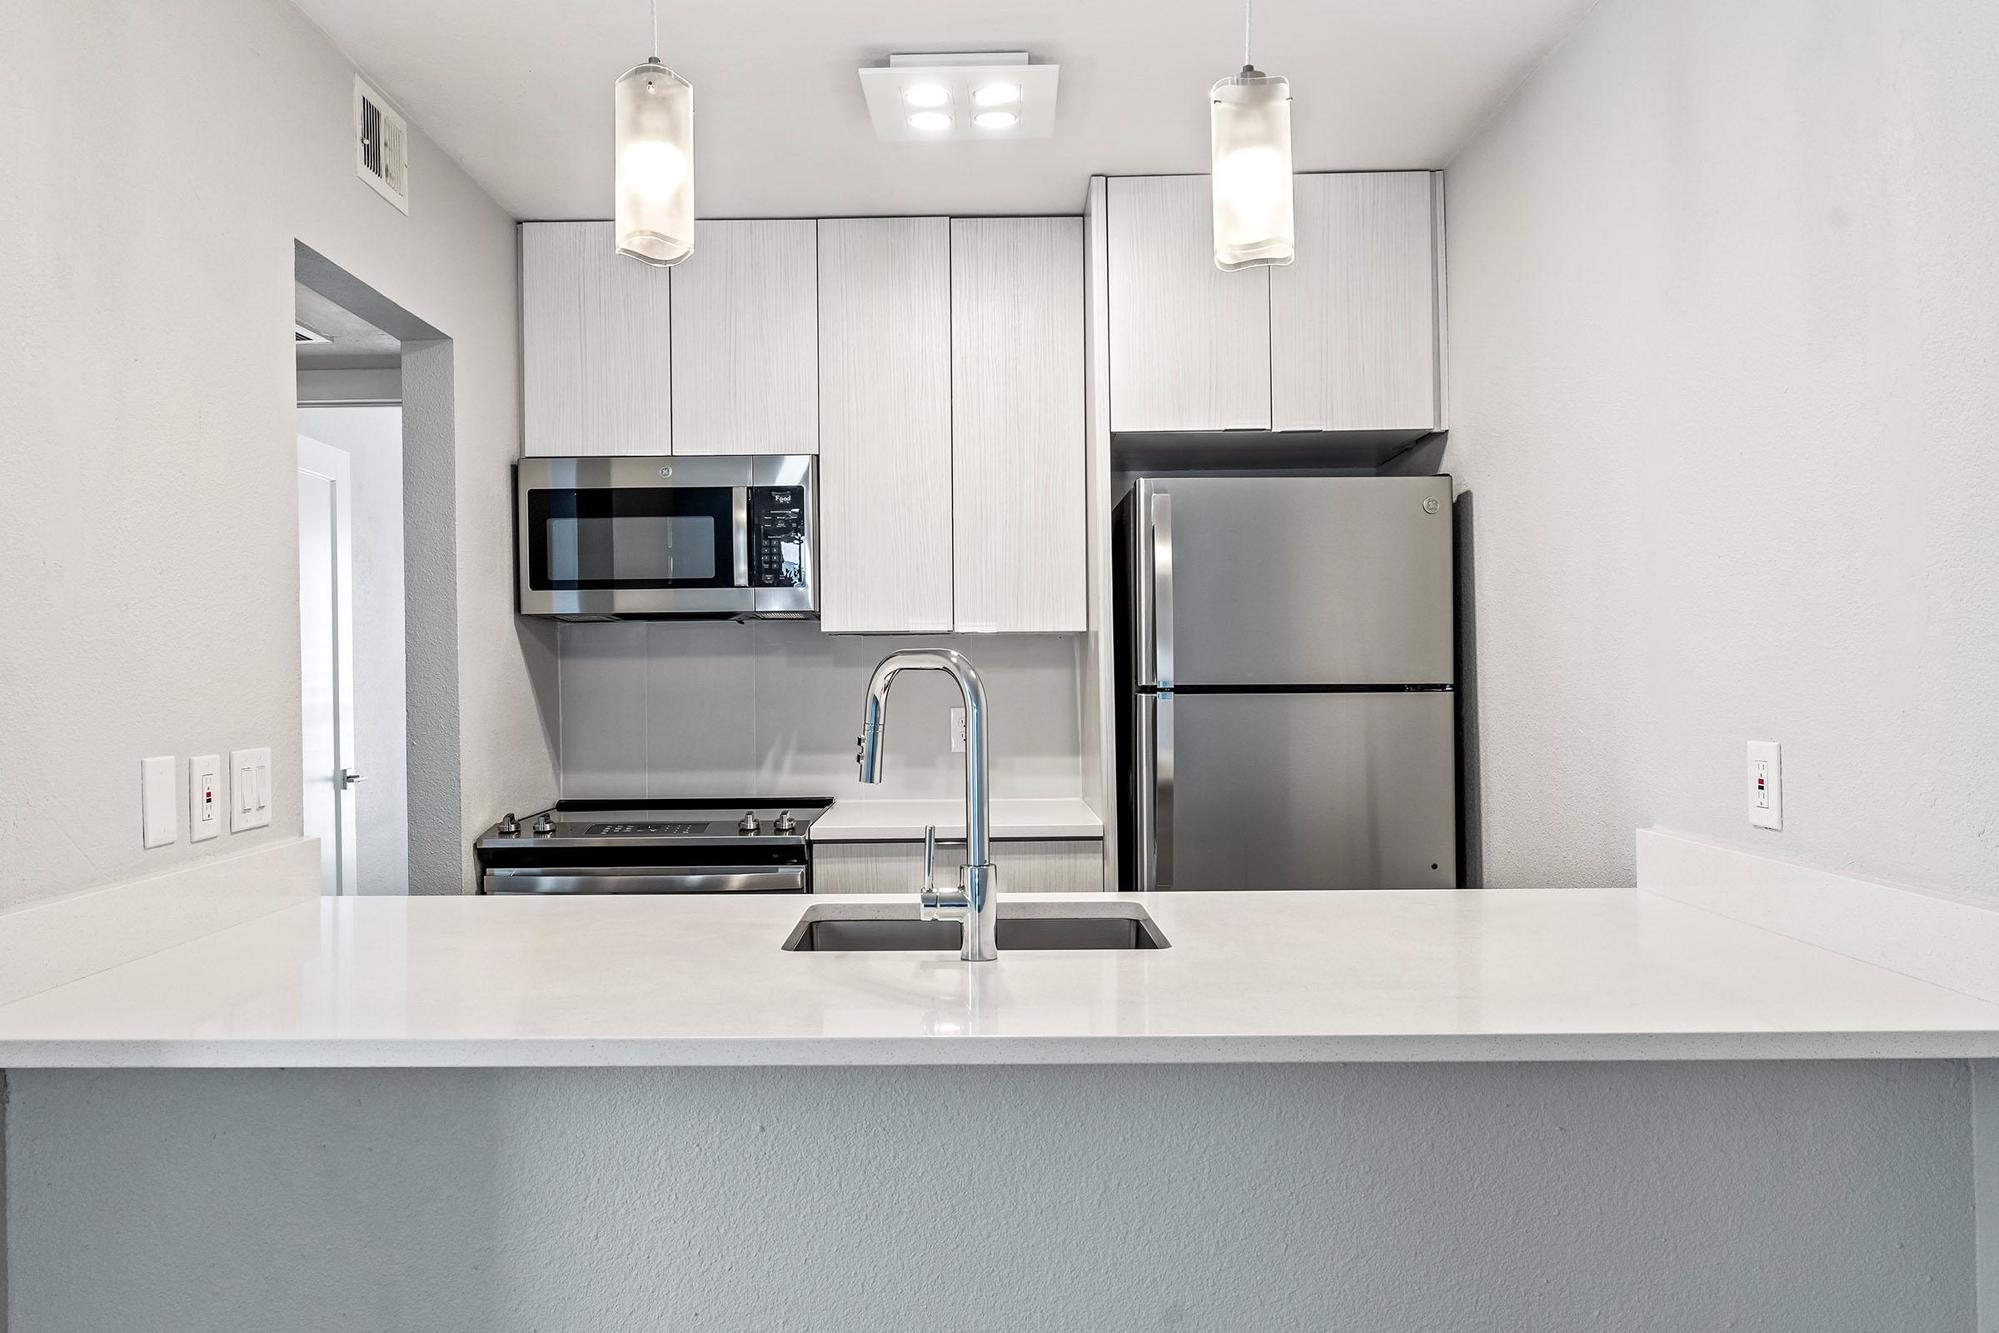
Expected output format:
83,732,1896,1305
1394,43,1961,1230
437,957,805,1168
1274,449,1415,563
1444,0,1999,893
0,1,554,908
560,621,1086,802
4,1062,1972,1331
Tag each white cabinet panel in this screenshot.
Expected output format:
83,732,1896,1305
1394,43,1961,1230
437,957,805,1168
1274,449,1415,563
520,221,671,456
671,219,818,455
951,217,1086,633
579,223,673,453
1106,176,1271,432
812,839,1105,894
815,217,954,633
1271,172,1443,432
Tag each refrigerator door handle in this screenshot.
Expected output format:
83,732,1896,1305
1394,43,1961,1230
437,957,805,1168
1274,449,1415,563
1151,491,1174,689
1155,692,1175,890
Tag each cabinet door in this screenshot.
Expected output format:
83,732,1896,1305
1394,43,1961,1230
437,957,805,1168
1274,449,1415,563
951,217,1086,632
670,218,818,454
520,221,671,456
815,218,954,633
1270,172,1443,432
1106,176,1271,432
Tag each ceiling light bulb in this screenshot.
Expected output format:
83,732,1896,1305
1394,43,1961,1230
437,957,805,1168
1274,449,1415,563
902,83,951,109
972,82,1020,108
907,110,953,132
972,111,1019,130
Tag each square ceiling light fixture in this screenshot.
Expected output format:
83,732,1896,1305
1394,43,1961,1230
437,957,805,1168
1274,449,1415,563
858,52,1059,141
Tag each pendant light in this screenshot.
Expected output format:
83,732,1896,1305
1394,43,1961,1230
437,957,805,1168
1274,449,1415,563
1210,0,1294,270
614,0,693,266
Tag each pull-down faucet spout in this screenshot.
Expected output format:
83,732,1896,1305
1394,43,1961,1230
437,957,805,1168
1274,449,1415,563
855,648,997,962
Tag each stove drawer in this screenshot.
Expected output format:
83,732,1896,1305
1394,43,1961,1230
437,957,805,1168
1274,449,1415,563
483,865,808,895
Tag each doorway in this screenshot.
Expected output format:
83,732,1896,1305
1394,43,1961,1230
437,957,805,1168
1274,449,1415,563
295,275,408,895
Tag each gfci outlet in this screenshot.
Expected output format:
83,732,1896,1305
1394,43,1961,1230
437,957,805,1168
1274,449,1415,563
950,707,968,753
1746,740,1782,831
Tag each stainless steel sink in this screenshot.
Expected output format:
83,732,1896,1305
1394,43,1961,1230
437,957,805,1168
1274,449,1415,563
783,902,1169,953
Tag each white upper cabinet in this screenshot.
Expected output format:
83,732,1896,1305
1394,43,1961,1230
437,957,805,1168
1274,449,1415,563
1270,172,1445,432
520,221,671,456
1107,176,1271,433
815,217,955,633
670,219,819,455
951,217,1086,633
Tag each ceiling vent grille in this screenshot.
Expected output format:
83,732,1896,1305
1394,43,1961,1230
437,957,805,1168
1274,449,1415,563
294,323,331,345
353,75,410,214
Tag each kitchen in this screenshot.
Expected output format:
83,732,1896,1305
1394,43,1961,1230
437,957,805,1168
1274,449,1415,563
4,1,1998,1329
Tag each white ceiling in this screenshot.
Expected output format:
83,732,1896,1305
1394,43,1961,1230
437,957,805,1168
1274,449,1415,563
291,0,1593,220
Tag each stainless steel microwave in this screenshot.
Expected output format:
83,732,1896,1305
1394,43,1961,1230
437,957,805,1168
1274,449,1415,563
515,455,817,620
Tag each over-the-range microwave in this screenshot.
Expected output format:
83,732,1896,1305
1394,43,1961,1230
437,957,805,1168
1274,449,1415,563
515,455,816,620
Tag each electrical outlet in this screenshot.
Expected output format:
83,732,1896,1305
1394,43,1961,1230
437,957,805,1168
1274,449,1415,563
950,707,967,753
1747,740,1782,830
189,754,222,842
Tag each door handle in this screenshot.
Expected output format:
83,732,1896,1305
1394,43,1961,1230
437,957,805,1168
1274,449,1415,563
339,769,366,789
1151,491,1174,689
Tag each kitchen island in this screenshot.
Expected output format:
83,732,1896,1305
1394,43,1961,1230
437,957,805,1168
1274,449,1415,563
3,875,1992,1330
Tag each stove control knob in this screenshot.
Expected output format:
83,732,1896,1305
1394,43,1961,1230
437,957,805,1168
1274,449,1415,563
773,810,797,835
497,812,520,836
738,810,761,835
530,813,555,837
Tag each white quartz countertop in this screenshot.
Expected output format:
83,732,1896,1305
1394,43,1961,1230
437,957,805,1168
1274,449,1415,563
810,797,1103,841
2,889,1998,1067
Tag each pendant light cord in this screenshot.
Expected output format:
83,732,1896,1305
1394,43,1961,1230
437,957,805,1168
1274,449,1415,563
1243,0,1253,69
649,0,659,61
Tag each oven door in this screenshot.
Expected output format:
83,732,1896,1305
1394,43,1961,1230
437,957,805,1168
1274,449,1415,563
484,865,808,894
517,456,752,617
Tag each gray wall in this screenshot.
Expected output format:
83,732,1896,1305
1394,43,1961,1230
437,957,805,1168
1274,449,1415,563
1443,0,1999,895
560,622,1086,802
297,406,409,895
0,0,555,908
4,1062,1972,1331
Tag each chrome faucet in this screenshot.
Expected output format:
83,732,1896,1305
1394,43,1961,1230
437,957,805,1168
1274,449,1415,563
855,648,997,962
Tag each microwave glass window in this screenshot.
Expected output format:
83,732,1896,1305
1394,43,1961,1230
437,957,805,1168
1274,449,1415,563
527,486,735,590
546,514,716,583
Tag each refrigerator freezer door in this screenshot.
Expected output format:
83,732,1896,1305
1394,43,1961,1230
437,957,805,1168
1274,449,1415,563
1138,690,1457,891
1133,476,1454,687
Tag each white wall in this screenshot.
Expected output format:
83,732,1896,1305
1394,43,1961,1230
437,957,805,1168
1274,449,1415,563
4,1062,1973,1330
1444,0,1999,894
560,623,1085,802
0,1,555,908
297,406,408,895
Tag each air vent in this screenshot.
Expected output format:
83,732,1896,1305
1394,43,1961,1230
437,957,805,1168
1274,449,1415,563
353,75,410,214
294,323,330,345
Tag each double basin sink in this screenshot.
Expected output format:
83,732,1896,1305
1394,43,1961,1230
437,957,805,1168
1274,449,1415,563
783,900,1169,953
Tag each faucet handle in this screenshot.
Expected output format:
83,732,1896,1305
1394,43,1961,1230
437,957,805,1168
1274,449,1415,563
918,824,966,922
921,823,937,895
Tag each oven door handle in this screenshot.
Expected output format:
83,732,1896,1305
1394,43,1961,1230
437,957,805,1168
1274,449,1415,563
483,865,807,895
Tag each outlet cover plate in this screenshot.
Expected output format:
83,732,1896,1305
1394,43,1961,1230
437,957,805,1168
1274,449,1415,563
1747,740,1782,831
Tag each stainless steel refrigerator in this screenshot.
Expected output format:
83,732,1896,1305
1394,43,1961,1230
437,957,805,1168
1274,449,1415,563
1114,475,1458,891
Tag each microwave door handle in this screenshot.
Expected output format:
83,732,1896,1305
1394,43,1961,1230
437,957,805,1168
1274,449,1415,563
732,487,751,588
1150,491,1174,689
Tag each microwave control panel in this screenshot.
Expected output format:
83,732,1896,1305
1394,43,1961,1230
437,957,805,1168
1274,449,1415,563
750,487,808,588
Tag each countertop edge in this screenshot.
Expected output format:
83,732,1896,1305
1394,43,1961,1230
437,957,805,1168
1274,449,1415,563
7,1029,1999,1069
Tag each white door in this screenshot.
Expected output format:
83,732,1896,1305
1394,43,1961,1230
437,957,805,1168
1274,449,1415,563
298,436,359,896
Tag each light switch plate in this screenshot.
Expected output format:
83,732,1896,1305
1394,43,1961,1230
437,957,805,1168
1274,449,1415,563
189,754,222,842
1747,740,1782,830
141,755,178,848
230,747,273,832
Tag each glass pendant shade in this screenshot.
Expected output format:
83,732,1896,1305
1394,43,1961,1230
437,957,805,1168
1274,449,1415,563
1210,67,1294,271
615,58,694,266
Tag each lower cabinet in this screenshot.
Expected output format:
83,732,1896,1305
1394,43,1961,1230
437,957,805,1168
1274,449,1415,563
812,839,1105,894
